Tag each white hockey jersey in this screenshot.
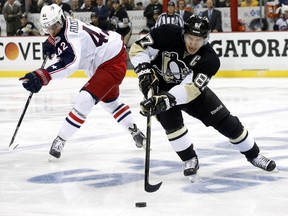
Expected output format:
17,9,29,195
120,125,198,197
275,18,288,31
46,17,124,79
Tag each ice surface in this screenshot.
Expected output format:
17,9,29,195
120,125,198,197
1,77,288,216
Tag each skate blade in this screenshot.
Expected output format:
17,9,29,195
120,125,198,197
48,155,59,162
188,174,199,183
271,167,279,173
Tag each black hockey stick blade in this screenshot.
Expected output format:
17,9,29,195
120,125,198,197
145,178,162,193
144,108,162,193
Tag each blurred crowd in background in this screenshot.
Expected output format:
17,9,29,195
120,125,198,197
1,0,288,40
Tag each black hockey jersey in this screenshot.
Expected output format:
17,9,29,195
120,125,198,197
130,24,220,88
109,7,131,37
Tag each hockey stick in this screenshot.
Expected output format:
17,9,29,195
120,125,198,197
8,56,49,150
144,108,162,192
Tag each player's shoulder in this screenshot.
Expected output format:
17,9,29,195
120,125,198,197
66,16,81,24
150,25,183,49
65,17,82,33
152,24,182,40
190,44,220,76
200,43,220,66
154,24,183,35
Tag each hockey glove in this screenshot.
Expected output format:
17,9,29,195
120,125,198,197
43,35,55,59
140,91,176,116
135,63,159,99
19,69,51,93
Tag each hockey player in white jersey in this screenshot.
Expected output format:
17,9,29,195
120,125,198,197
273,5,288,31
19,4,146,159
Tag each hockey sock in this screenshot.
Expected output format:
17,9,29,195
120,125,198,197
58,91,95,140
167,126,197,161
241,143,260,161
230,129,255,152
101,98,135,132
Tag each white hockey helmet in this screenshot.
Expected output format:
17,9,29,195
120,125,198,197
40,4,65,34
281,5,288,14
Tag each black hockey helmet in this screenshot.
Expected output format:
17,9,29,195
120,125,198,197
184,14,210,38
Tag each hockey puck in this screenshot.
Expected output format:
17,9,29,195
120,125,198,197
135,202,147,208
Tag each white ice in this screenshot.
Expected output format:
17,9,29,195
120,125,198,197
0,77,288,216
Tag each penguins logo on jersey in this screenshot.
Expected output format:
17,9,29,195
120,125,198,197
161,51,190,83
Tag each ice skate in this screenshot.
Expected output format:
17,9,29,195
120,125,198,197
183,157,199,182
49,136,66,161
129,124,146,149
249,154,277,172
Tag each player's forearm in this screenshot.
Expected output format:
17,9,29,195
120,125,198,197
168,83,201,105
129,43,151,68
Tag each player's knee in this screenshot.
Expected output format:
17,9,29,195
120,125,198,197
73,90,96,116
101,97,123,114
216,115,244,139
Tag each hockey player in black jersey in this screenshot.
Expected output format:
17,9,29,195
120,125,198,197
129,14,277,179
109,0,132,46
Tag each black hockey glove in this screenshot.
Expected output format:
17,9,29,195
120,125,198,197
140,92,176,116
43,35,55,59
19,68,51,93
135,63,159,99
